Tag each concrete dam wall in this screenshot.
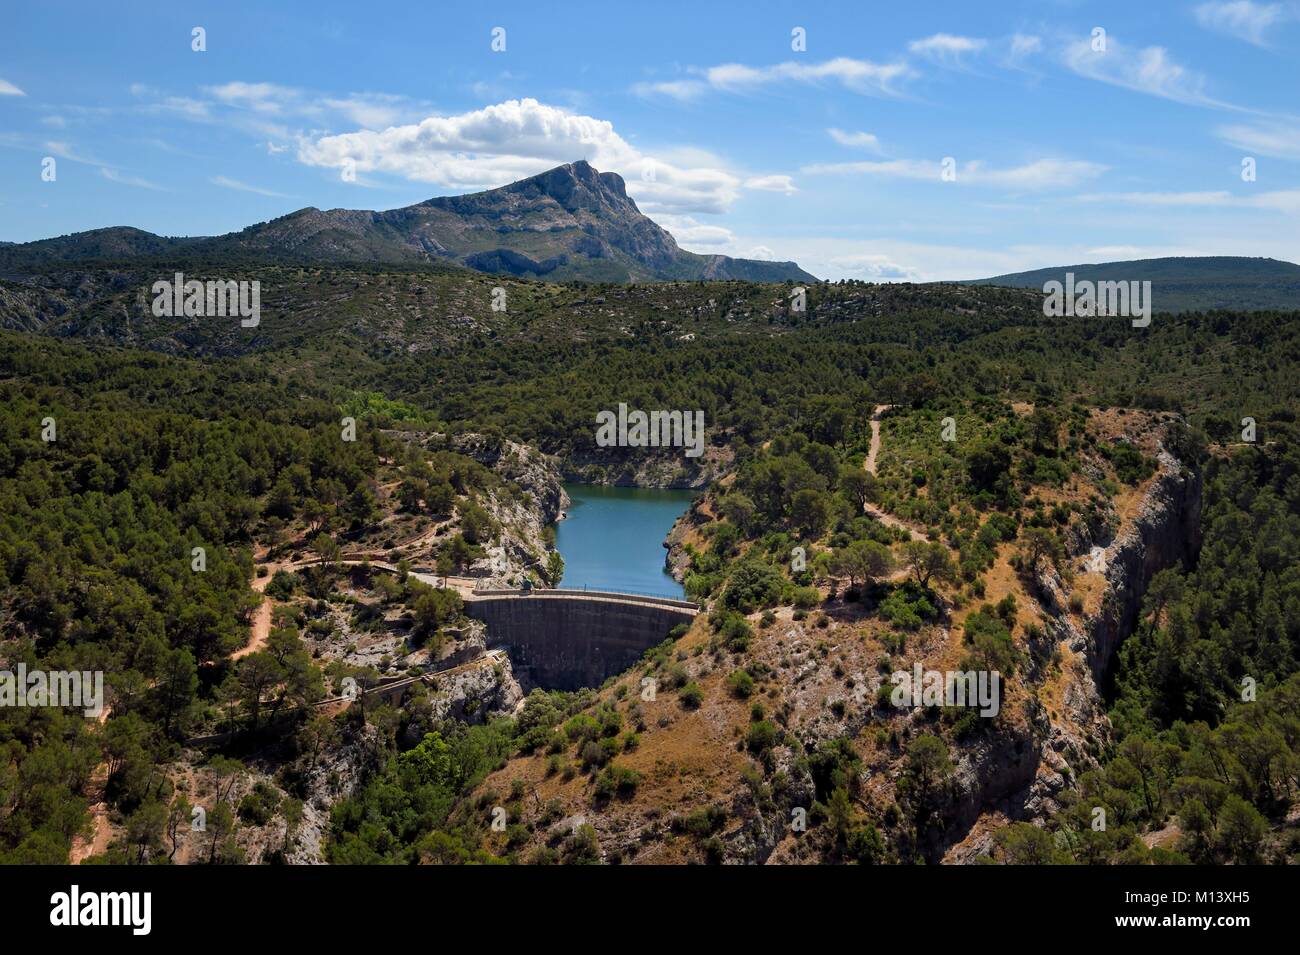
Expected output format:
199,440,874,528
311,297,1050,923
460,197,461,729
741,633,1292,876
465,592,697,691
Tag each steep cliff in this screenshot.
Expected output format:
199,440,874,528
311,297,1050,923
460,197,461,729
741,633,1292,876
941,445,1203,860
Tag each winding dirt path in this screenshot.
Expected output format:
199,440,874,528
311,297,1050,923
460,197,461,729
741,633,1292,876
232,549,482,669
233,550,281,661
862,404,930,543
864,404,891,476
69,702,113,864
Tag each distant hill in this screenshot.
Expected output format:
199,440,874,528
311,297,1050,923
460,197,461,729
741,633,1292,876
0,161,814,283
965,256,1300,312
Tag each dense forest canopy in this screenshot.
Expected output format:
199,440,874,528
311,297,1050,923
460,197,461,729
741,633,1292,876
0,268,1297,865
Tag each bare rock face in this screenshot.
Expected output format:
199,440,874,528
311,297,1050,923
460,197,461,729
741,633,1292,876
562,441,732,490
1084,450,1202,680
285,722,386,864
448,433,569,587
932,444,1203,859
390,430,568,588
450,433,569,525
426,656,524,725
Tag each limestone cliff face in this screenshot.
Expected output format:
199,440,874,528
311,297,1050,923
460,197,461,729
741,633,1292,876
1078,450,1202,682
942,448,1203,861
663,494,712,580
561,445,731,490
395,431,569,587
425,655,524,725
450,433,569,526
466,436,568,587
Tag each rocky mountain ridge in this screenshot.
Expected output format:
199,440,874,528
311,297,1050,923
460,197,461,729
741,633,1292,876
0,162,814,283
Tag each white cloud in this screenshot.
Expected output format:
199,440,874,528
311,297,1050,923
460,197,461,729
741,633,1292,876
768,237,1174,283
743,174,796,193
321,94,410,128
654,214,736,248
43,141,113,165
0,78,24,96
41,115,66,128
130,84,212,121
211,175,293,198
827,253,920,280
1009,34,1043,60
803,157,1106,189
1194,1,1289,46
704,57,914,97
194,82,424,129
1078,189,1300,212
746,245,777,261
1086,245,1148,258
1081,190,1236,205
828,128,883,152
99,167,168,191
296,97,778,215
1218,120,1300,159
633,165,744,214
1063,35,1234,109
298,98,633,189
908,33,986,65
205,81,302,114
631,79,707,100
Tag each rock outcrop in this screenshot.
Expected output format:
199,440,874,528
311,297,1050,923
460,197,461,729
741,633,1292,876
943,445,1203,860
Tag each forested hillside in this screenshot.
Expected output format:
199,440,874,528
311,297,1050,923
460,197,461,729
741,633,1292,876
1,270,1297,864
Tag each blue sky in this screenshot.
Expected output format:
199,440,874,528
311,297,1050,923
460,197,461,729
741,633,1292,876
2,0,1299,280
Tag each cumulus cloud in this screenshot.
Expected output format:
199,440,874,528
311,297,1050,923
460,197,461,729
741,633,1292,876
1194,1,1289,46
654,214,736,248
298,98,634,187
296,97,781,215
802,156,1106,189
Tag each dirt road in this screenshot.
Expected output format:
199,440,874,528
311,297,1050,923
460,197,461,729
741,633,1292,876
862,404,930,543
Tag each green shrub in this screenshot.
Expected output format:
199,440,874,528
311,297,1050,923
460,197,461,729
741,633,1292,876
727,669,755,698
593,764,641,801
679,682,704,708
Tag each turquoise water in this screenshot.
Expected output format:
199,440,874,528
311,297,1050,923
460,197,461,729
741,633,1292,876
555,483,696,598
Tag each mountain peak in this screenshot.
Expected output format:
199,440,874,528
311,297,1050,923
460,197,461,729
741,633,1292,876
499,161,634,215
0,160,816,284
